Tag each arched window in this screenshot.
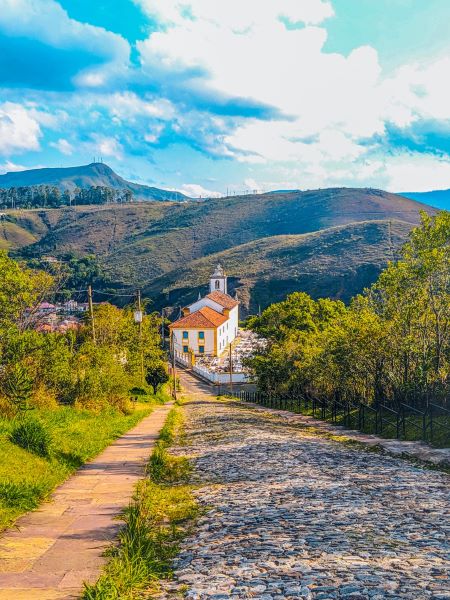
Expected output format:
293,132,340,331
215,280,220,290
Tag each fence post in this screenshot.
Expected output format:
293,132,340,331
429,404,433,444
422,408,427,443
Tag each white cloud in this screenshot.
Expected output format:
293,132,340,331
138,0,334,29
384,152,450,193
179,183,222,198
105,92,176,122
0,160,27,174
90,135,124,160
134,0,450,192
0,0,130,87
0,102,42,155
135,2,387,164
50,138,73,155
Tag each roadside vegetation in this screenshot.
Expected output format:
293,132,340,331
246,212,450,444
0,251,170,529
0,404,158,531
83,403,198,600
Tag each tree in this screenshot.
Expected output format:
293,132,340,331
247,212,450,410
145,362,169,395
0,251,55,331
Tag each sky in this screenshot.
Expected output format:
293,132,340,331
1,0,450,196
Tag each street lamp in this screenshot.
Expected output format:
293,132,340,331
134,291,144,386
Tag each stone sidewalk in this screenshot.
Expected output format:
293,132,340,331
167,371,450,599
0,402,173,600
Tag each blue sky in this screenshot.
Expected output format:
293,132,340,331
1,0,450,195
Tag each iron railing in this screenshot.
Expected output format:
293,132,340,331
232,391,450,447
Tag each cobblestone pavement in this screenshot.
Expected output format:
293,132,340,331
164,379,450,600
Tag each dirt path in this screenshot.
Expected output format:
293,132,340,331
168,371,450,600
0,402,173,600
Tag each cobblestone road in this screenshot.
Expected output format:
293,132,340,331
165,379,449,600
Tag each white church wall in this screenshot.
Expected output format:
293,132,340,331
187,297,224,315
228,305,239,339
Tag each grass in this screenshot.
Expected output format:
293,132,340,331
0,401,161,531
83,405,198,600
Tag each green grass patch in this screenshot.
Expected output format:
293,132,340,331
0,401,159,531
83,406,198,600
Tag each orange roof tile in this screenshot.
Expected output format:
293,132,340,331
206,291,239,309
170,306,228,329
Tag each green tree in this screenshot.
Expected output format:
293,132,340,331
145,362,169,395
0,251,55,331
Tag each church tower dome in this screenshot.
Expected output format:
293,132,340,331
210,263,228,294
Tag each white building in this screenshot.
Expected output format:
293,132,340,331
170,264,239,357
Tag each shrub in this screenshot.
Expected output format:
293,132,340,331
31,384,58,410
0,481,47,510
0,363,33,413
10,419,52,457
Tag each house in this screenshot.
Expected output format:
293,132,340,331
169,264,239,357
36,302,57,315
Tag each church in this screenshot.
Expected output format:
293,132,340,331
169,264,239,357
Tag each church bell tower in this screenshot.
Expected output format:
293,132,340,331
210,263,228,294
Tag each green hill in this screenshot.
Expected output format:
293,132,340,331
0,162,188,201
144,219,414,312
6,187,436,311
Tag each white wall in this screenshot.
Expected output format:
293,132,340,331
172,328,215,355
188,297,223,315
228,305,239,339
193,364,249,384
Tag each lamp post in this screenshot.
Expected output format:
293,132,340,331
134,290,144,386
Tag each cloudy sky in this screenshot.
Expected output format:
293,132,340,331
1,0,450,196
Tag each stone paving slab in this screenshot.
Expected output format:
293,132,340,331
165,371,450,600
0,402,173,600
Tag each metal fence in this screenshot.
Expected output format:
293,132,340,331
233,391,450,447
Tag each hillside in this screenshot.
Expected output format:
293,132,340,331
144,220,414,312
402,189,450,211
8,187,436,311
0,163,188,202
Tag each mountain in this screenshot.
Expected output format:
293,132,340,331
144,220,414,311
0,162,188,202
401,189,450,211
5,187,437,312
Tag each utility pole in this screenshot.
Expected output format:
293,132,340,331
171,332,177,401
161,308,166,348
229,342,233,397
88,285,96,344
136,290,145,386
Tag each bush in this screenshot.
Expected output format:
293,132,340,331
0,481,47,510
31,385,58,410
10,419,52,457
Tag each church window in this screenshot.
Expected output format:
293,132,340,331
215,280,220,289
183,345,189,354
182,331,188,339
199,331,205,339
199,346,205,354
